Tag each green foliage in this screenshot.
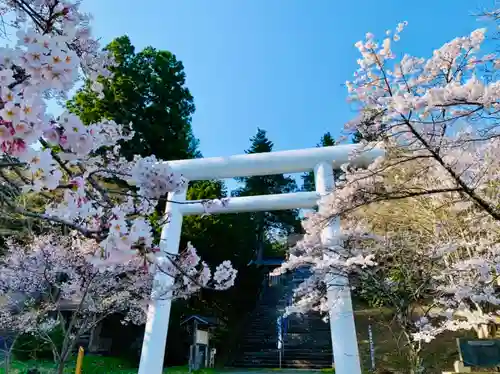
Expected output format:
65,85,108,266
301,132,337,192
263,240,288,258
233,128,302,243
182,179,257,269
166,180,264,364
1,356,134,373
13,325,65,361
68,35,199,162
0,359,216,373
77,355,135,373
350,109,386,144
0,174,57,251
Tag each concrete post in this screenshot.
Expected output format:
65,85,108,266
138,188,187,374
314,162,361,374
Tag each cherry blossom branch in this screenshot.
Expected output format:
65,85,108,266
401,116,500,220
0,0,233,288
9,205,102,239
0,161,25,168
106,188,225,207
155,250,232,296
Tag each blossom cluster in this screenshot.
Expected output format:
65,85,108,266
0,234,151,345
154,243,238,299
275,20,500,352
0,234,237,339
0,0,236,291
130,155,187,199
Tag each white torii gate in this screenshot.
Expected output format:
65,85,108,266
138,144,382,374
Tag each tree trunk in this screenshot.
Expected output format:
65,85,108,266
476,324,492,339
4,353,10,374
408,345,424,374
401,325,424,374
56,348,71,374
3,335,18,374
56,360,65,374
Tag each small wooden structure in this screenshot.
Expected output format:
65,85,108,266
180,315,219,371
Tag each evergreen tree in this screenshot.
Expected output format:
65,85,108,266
66,36,265,365
164,179,263,365
351,129,364,144
301,132,339,191
351,109,386,143
233,128,302,260
68,36,200,162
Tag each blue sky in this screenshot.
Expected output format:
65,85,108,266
75,0,490,190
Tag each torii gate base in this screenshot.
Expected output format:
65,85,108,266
137,144,381,374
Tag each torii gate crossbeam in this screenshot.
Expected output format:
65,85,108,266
138,144,382,374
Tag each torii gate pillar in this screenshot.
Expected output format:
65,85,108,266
138,144,381,374
315,161,361,374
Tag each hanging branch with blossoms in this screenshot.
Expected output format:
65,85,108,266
326,21,499,222
276,19,500,294
0,0,237,293
0,234,149,372
273,17,500,372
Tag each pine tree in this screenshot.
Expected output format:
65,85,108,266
351,109,386,143
233,128,302,260
301,132,339,191
68,36,200,162
351,129,364,144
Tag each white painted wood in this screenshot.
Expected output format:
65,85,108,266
138,188,186,374
168,144,382,180
196,330,209,345
139,145,382,374
180,191,320,216
314,161,361,374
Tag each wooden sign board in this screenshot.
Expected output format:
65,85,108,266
195,329,209,345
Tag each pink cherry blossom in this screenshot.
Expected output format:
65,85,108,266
275,20,500,363
0,0,235,286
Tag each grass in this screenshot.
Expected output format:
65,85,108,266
0,307,471,373
0,358,216,373
354,307,471,373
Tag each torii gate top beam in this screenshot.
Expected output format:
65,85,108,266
167,144,382,181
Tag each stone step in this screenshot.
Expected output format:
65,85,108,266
235,358,333,364
235,349,332,357
286,328,330,333
242,330,331,338
229,269,333,370
231,360,332,369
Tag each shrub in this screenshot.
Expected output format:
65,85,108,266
12,325,64,361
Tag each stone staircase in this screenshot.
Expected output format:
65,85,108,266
229,268,333,369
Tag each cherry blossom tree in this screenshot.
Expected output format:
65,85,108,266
339,20,498,220
356,185,499,371
275,17,500,374
0,3,238,371
277,162,499,372
0,234,236,373
0,0,236,288
412,211,500,342
278,17,500,311
0,234,146,372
